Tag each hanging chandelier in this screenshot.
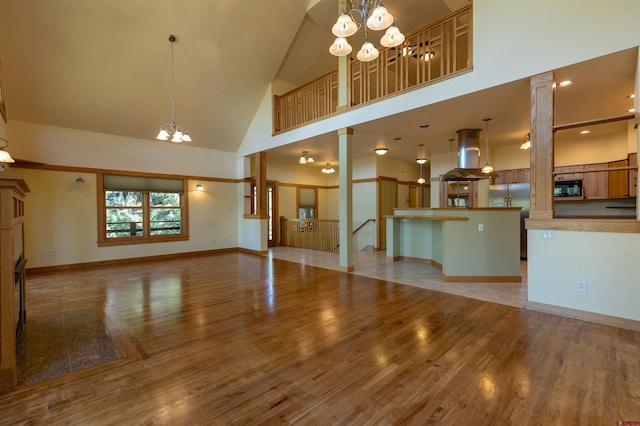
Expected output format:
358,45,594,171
329,1,405,62
321,163,336,174
481,118,493,173
299,151,315,164
155,35,191,143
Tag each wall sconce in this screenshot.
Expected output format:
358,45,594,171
0,137,16,171
520,133,531,150
75,175,85,186
196,183,204,191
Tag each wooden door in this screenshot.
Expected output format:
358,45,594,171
378,178,397,250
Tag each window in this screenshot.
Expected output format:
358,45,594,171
98,174,188,246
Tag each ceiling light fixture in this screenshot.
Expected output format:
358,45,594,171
520,133,531,150
0,138,16,171
155,35,191,143
374,148,388,155
321,163,335,174
558,80,573,87
481,118,494,174
329,1,404,62
299,151,314,164
417,144,426,184
580,130,591,135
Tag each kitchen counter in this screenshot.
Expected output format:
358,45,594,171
386,208,522,282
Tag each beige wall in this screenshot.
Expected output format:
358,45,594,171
19,168,239,269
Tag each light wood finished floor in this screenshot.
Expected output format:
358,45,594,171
1,251,639,424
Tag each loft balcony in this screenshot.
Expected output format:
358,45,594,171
273,5,472,135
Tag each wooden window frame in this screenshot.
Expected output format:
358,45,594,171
97,174,189,247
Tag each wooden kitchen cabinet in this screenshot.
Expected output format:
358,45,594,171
608,159,629,198
493,168,529,184
629,153,637,198
583,163,608,199
554,165,583,181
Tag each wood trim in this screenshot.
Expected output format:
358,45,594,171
526,301,640,332
441,274,522,282
26,248,241,275
384,214,469,221
14,163,241,184
553,113,635,132
525,218,640,233
243,214,269,220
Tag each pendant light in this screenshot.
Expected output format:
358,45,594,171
155,35,191,143
0,138,15,171
481,118,493,174
416,144,426,184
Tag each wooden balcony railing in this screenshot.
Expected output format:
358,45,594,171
280,218,339,252
273,6,471,134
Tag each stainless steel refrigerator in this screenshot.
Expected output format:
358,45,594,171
489,183,530,259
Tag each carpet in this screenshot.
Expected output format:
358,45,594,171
17,307,120,386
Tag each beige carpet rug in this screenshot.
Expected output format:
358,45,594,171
17,307,120,386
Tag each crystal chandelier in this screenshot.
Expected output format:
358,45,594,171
329,1,405,62
155,35,191,143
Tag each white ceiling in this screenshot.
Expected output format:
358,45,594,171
0,1,636,169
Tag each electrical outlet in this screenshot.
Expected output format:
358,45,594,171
541,230,554,240
40,250,47,257
577,281,587,292
478,223,484,232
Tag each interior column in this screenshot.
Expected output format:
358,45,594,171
529,72,555,219
338,127,354,271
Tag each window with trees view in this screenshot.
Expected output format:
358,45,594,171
98,174,188,246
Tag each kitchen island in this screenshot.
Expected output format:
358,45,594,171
385,208,522,282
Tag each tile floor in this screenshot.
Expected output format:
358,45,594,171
17,307,120,386
268,247,528,309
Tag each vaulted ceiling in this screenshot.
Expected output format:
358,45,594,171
0,1,636,168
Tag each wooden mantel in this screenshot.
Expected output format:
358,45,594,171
0,171,30,394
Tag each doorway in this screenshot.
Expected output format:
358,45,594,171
267,183,277,247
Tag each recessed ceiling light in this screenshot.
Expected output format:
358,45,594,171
558,80,573,87
580,130,591,135
419,124,430,128
393,137,402,141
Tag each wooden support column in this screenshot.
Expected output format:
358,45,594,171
529,72,555,219
338,127,354,272
254,152,267,218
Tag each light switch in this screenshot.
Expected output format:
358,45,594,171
478,224,484,232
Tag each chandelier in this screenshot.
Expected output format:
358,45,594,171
321,163,336,174
299,151,315,164
329,1,405,62
155,35,191,143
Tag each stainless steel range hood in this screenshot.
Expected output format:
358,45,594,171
441,128,500,181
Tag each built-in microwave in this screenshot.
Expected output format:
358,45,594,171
554,179,583,198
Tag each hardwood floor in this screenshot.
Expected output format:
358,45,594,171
1,252,639,424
